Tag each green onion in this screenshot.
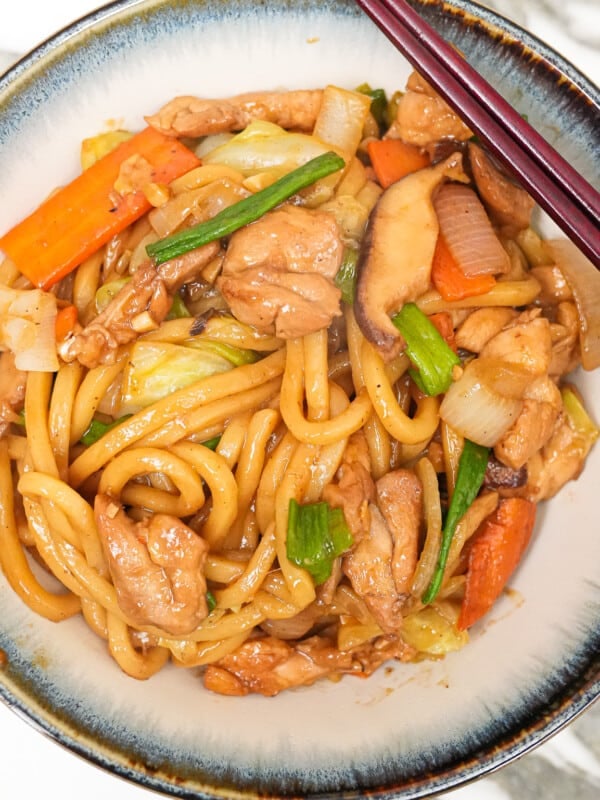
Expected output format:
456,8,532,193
80,414,133,446
561,386,599,442
166,292,192,320
286,498,353,585
206,590,217,612
356,83,389,132
391,303,461,396
422,439,490,604
201,435,221,451
334,247,359,305
146,151,345,265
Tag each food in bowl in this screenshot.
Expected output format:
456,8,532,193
0,65,598,700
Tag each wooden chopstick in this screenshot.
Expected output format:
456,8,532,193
355,0,600,268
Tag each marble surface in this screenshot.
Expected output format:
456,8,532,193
0,2,598,799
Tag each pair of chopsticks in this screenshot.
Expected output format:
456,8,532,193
355,0,600,268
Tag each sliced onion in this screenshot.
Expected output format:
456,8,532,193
440,360,523,446
0,286,58,372
433,183,510,276
545,238,600,370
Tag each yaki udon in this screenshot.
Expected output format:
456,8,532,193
0,76,598,696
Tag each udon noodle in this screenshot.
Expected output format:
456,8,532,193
0,76,598,695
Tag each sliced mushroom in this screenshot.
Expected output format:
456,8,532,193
469,142,535,233
354,153,468,360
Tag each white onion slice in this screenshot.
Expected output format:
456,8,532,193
440,360,523,446
433,183,510,276
546,238,600,370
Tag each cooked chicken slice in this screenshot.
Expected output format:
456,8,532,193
146,89,323,138
59,243,219,368
388,71,472,146
548,302,581,379
323,432,375,541
202,633,414,696
0,351,27,438
454,307,518,353
468,142,535,232
479,309,552,376
342,502,404,633
94,494,209,636
520,410,595,501
375,470,423,596
494,376,562,470
216,205,343,338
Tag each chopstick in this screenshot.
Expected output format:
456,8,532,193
355,0,600,268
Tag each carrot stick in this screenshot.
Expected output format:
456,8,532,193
0,127,201,290
428,311,457,352
367,138,430,188
458,497,537,630
55,304,79,342
431,233,496,301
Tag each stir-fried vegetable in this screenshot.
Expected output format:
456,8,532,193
0,285,58,371
80,414,133,446
54,305,79,342
286,499,353,585
422,438,490,604
391,303,461,396
200,119,330,179
146,151,345,265
355,83,389,132
0,127,201,289
120,339,258,414
458,497,537,629
334,247,359,305
367,138,430,188
431,233,497,301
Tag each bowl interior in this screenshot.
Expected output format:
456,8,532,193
0,1,598,798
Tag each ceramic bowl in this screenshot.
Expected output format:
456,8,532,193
0,1,598,798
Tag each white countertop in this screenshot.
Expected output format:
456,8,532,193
0,3,598,800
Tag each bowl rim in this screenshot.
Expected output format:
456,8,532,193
0,1,598,798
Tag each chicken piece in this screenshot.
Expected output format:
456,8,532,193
59,243,219,368
0,351,27,438
203,632,415,696
455,307,518,353
548,302,581,379
468,142,535,233
388,71,472,147
146,89,323,138
323,431,375,541
494,375,562,470
479,309,552,376
342,503,405,633
216,205,343,339
520,411,595,501
375,470,423,596
94,494,209,636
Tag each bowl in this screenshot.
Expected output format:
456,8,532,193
0,1,599,798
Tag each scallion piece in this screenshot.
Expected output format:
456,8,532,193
286,498,353,585
356,83,389,132
166,292,192,320
422,438,490,604
334,247,359,305
80,414,133,446
146,151,345,265
391,303,460,396
201,435,221,451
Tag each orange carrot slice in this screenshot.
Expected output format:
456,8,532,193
0,127,201,289
367,138,430,188
55,304,79,342
458,497,537,630
431,234,496,301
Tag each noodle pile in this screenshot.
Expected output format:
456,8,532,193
0,78,598,696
